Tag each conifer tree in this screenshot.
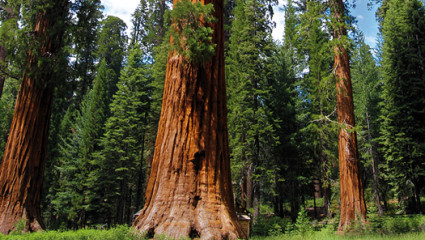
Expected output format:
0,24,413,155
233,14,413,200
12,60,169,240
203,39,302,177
130,0,171,177
96,45,152,225
53,60,112,227
268,41,304,219
41,0,104,227
296,0,338,219
351,36,384,216
71,0,103,101
226,0,277,220
96,15,127,98
379,0,425,213
330,0,366,229
133,0,245,238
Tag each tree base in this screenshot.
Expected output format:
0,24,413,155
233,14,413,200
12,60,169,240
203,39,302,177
133,198,245,239
0,203,44,235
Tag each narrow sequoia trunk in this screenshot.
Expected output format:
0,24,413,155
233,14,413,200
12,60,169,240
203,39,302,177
0,1,68,234
330,0,366,231
132,0,245,239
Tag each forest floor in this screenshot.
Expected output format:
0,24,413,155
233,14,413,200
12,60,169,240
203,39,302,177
1,212,425,240
1,227,425,240
251,232,425,240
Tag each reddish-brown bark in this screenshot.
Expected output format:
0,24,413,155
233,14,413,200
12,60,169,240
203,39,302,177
132,0,245,239
331,0,367,231
0,1,68,234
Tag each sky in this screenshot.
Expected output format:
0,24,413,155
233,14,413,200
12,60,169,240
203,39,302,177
102,0,379,49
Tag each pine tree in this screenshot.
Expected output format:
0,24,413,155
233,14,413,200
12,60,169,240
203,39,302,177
296,0,338,219
351,35,384,215
131,0,171,54
71,0,103,101
53,60,112,228
379,0,425,213
96,45,152,225
97,16,127,78
268,41,305,219
41,0,104,228
130,0,171,176
226,0,277,220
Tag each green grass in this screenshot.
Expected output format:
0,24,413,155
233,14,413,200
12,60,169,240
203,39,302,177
251,232,425,240
0,225,142,240
2,216,425,240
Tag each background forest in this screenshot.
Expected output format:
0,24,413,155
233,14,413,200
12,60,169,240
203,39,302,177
0,0,424,238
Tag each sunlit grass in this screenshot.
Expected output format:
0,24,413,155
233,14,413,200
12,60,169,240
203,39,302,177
251,232,425,240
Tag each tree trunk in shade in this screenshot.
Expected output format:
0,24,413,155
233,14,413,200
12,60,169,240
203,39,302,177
330,0,366,231
132,0,245,239
0,1,68,234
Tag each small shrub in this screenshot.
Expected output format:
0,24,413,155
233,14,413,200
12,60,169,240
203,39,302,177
382,216,410,234
295,208,313,235
9,218,26,235
252,216,289,236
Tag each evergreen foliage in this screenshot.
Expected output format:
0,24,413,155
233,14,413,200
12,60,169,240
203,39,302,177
53,60,113,227
97,16,127,81
226,0,277,218
379,0,425,212
70,0,104,101
96,45,152,225
0,77,19,161
293,0,338,218
168,0,216,63
131,0,171,54
351,35,385,213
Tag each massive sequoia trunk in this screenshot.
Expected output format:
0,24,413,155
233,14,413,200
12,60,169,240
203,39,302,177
0,1,68,234
330,0,366,231
132,0,245,239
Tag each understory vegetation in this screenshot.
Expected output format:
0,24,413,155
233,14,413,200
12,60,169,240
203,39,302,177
2,214,425,240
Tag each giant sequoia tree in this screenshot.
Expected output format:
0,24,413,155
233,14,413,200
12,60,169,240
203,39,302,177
330,0,366,230
132,0,245,238
0,0,69,234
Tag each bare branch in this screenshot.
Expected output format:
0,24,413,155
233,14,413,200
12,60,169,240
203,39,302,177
310,106,337,124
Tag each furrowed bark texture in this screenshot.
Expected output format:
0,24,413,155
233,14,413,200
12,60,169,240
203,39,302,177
0,1,68,234
331,0,367,231
133,0,245,239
